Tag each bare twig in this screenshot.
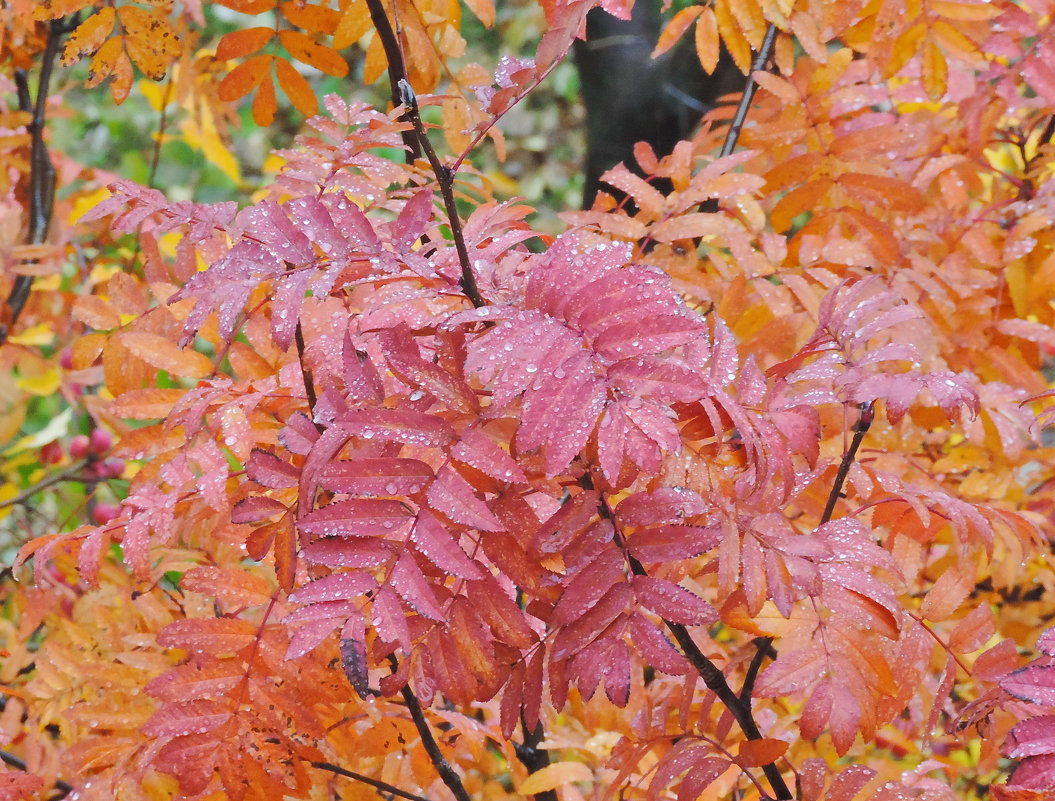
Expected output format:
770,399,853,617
819,402,875,525
311,760,434,801
396,79,485,308
390,659,472,801
699,23,777,216
0,461,92,511
362,0,421,162
1,18,66,345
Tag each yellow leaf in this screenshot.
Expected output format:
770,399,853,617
518,762,593,795
334,0,373,49
16,367,63,396
0,484,17,521
7,324,56,346
930,0,1002,20
70,187,112,225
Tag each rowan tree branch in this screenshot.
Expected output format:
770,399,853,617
1,17,65,346
699,23,777,215
311,760,434,801
587,475,792,800
362,0,420,162
397,79,485,309
388,657,472,801
820,401,875,525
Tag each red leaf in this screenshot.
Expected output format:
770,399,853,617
632,576,716,626
320,457,433,496
157,618,259,654
338,408,455,448
427,465,504,531
246,448,300,489
389,550,445,620
411,509,485,580
551,583,631,659
143,699,232,738
1002,664,1055,706
298,498,414,537
1007,716,1055,758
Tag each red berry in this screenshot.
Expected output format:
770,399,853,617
40,440,63,464
99,457,126,478
89,428,112,454
59,348,74,370
68,435,90,460
92,503,120,525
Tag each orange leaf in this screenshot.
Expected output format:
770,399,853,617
109,388,186,420
118,6,180,79
652,6,703,58
218,0,277,11
715,0,752,72
518,762,593,795
921,38,947,101
275,57,318,117
920,566,972,622
280,1,340,34
108,51,135,104
463,0,496,27
218,53,273,102
119,332,214,378
736,738,789,768
72,295,121,330
180,566,274,608
839,173,923,212
728,0,766,50
278,29,348,77
215,27,275,61
695,7,719,74
61,8,116,66
770,178,833,232
363,33,388,84
252,73,278,125
71,333,106,369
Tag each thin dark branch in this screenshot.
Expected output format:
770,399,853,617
1,17,66,345
362,0,420,162
514,717,557,801
734,401,875,736
388,657,472,801
586,475,792,800
819,401,875,525
0,461,91,510
294,321,319,417
0,750,73,798
739,637,776,706
147,74,175,190
700,23,777,216
719,23,778,160
397,79,485,309
311,760,434,801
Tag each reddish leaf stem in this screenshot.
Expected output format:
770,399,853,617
311,760,434,801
